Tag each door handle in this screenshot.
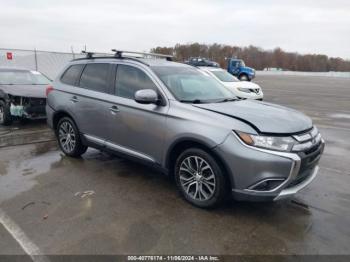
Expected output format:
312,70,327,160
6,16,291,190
70,96,79,103
109,105,120,114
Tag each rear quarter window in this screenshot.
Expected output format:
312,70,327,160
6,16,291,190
60,64,84,86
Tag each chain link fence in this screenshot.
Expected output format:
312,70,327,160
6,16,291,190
0,48,85,79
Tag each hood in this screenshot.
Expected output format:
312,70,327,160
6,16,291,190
223,81,261,89
0,84,47,98
242,66,255,74
194,100,312,134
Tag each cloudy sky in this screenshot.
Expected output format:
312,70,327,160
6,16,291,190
1,0,349,59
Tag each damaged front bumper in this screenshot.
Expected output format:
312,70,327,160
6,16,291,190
9,96,47,119
214,131,325,202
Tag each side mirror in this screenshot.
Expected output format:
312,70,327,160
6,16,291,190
134,89,159,104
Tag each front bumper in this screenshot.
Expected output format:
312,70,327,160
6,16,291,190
236,91,263,100
274,165,318,200
214,132,325,201
248,73,255,81
10,97,46,119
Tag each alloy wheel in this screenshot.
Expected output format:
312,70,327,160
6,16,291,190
179,156,216,201
58,121,76,153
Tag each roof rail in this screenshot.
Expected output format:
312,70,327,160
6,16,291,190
76,50,173,66
81,50,94,58
81,50,112,58
111,49,173,61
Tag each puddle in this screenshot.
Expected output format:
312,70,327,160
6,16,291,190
0,144,62,203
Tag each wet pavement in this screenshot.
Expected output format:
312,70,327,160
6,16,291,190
0,120,54,148
0,75,350,255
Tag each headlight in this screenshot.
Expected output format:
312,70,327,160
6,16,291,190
237,87,251,93
237,132,295,151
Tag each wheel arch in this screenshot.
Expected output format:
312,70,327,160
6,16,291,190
165,138,234,188
52,110,77,132
238,72,248,79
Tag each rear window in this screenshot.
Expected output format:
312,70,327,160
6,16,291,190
79,63,110,93
61,64,84,86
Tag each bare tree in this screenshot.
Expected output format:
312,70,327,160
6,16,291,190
151,43,350,72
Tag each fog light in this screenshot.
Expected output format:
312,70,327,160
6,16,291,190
249,179,285,191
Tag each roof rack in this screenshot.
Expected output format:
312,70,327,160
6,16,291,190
81,50,113,59
81,50,96,58
111,49,173,61
76,49,173,66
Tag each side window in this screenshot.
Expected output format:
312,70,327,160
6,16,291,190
60,64,84,86
115,65,158,99
79,63,110,93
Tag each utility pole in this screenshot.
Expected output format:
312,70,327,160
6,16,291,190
34,48,38,71
71,46,75,59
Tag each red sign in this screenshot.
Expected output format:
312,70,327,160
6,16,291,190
6,52,13,60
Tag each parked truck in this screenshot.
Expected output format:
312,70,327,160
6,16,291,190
186,57,255,81
226,58,255,81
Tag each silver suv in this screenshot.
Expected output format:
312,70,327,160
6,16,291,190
46,51,325,208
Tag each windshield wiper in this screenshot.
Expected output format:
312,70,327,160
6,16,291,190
179,99,203,104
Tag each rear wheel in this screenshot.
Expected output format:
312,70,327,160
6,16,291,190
174,148,228,208
56,117,87,157
0,100,12,126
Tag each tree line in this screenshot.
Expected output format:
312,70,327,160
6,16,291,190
151,43,350,72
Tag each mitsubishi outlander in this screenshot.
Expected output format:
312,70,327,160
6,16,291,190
46,51,325,208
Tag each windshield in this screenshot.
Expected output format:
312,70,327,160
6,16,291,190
0,70,51,85
210,70,239,82
152,66,235,103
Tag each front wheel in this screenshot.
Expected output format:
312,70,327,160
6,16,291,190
239,74,249,81
0,100,12,126
174,148,228,208
56,117,87,157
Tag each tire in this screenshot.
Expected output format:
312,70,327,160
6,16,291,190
0,100,12,126
239,74,249,81
56,117,87,157
174,148,228,208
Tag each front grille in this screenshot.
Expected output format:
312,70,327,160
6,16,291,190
292,126,322,152
286,128,324,188
300,147,322,174
249,89,260,94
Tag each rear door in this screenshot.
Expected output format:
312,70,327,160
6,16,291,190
55,64,85,127
73,63,115,142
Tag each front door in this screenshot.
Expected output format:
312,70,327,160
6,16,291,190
104,63,169,164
